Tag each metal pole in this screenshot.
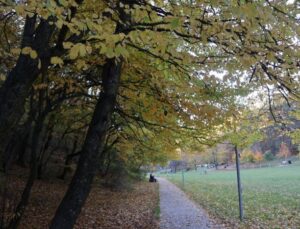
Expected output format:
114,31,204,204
181,170,185,189
234,145,244,221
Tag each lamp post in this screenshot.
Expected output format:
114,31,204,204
234,144,244,221
181,169,185,189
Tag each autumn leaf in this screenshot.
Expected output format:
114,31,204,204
50,56,64,66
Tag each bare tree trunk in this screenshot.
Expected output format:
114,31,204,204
50,58,122,229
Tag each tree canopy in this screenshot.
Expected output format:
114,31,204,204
0,0,299,228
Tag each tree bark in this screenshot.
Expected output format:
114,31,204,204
58,138,79,180
16,139,28,167
0,0,84,155
2,115,33,171
0,17,55,156
37,121,54,179
7,117,43,229
50,58,122,229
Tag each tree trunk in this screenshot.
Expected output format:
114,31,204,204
58,138,79,180
3,118,33,170
50,58,122,229
7,118,43,229
16,133,30,167
0,0,86,146
37,122,54,179
0,17,55,156
101,151,112,177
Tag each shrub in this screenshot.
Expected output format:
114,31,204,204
101,149,146,190
241,150,256,163
264,151,274,161
254,151,264,162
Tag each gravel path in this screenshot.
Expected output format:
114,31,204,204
158,177,220,229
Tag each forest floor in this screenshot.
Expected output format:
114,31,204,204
1,168,159,229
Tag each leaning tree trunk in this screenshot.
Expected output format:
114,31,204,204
50,58,122,229
37,121,54,179
7,117,43,229
0,0,84,156
0,17,55,156
3,117,33,171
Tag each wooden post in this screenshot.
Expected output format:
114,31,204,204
234,145,244,221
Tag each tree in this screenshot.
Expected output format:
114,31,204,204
1,0,299,149
264,151,275,161
241,149,255,163
254,151,264,163
1,0,300,228
278,142,291,160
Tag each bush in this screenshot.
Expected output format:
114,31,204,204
264,151,275,161
254,152,264,163
241,150,256,163
101,149,146,190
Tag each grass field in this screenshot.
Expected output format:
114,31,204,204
163,163,300,229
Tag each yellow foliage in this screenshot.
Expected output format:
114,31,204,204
21,47,38,59
11,48,21,55
21,47,32,55
50,57,64,66
30,50,38,59
241,150,255,163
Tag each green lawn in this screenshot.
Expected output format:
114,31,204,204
163,163,300,228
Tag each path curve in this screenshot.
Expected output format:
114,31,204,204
158,177,220,229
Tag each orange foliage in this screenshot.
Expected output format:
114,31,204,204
254,151,263,162
278,142,291,159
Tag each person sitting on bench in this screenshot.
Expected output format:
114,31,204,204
149,173,157,182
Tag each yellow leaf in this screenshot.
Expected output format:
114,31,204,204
63,42,73,49
38,59,41,69
50,56,64,66
21,47,32,55
79,45,86,57
11,48,21,55
56,20,63,29
69,46,79,59
15,5,25,16
49,0,57,7
39,8,50,19
30,50,38,59
76,59,87,70
0,74,6,81
58,0,68,7
86,45,92,54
